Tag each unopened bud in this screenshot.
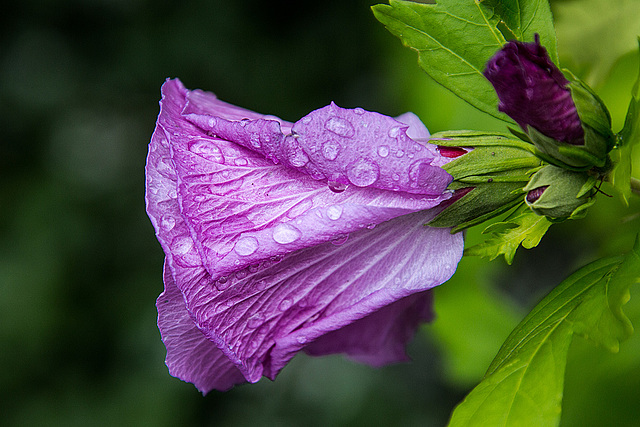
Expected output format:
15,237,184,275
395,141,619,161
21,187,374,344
523,165,597,219
484,36,614,170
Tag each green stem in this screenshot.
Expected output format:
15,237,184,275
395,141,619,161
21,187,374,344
632,177,640,196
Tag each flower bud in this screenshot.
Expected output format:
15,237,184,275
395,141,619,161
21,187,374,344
484,36,615,170
523,165,597,219
427,131,541,231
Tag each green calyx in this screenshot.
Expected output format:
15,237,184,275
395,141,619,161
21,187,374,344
528,73,615,171
428,131,542,232
523,165,598,220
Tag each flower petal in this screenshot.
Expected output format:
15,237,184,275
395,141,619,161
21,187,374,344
304,291,433,366
157,260,246,393
157,79,453,282
146,78,464,393
190,101,451,195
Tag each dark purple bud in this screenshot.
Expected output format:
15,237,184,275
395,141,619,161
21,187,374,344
484,36,584,146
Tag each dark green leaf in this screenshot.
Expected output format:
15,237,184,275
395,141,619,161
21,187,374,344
372,0,557,120
448,235,640,427
482,0,557,63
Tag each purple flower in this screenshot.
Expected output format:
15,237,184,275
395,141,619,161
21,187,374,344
146,78,463,393
484,36,584,145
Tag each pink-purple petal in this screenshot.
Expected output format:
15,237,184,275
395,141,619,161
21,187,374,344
157,260,246,393
145,78,464,393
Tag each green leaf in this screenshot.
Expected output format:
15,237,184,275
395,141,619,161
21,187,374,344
464,203,553,264
372,0,557,120
611,39,640,205
554,0,640,87
448,235,640,427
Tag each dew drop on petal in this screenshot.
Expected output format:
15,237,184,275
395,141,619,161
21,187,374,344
272,223,302,244
395,150,405,158
325,116,355,138
278,298,293,311
234,157,248,166
392,173,400,181
322,140,340,160
328,181,348,193
188,139,225,164
301,116,312,125
296,336,307,345
388,126,401,138
161,214,176,231
346,158,379,187
234,236,259,256
326,205,343,220
331,234,349,246
354,107,365,115
285,137,310,167
377,145,390,158
235,269,248,280
254,279,267,291
250,134,261,148
247,314,265,329
215,275,231,291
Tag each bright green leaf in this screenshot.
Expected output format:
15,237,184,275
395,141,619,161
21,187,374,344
611,39,640,205
464,204,553,264
372,0,556,120
554,0,640,87
448,235,640,427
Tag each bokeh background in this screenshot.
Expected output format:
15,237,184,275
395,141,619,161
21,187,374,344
2,0,639,426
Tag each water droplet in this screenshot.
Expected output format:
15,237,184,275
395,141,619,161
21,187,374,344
366,223,376,229
156,157,177,179
301,116,312,124
272,223,302,244
188,139,225,164
331,234,349,246
322,140,340,160
328,181,348,193
240,118,250,127
354,107,365,115
394,277,401,285
326,205,343,220
347,158,379,187
161,214,176,231
254,279,267,291
395,150,405,158
278,298,293,311
296,336,307,345
235,269,248,280
247,315,265,329
388,126,401,138
325,116,355,138
284,137,309,167
377,145,390,158
216,275,231,291
392,173,400,181
250,134,261,148
234,158,248,166
248,264,259,273
234,236,259,256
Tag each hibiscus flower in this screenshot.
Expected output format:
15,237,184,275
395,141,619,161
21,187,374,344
145,78,464,393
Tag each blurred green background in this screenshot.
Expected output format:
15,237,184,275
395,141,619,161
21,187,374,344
1,0,639,426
